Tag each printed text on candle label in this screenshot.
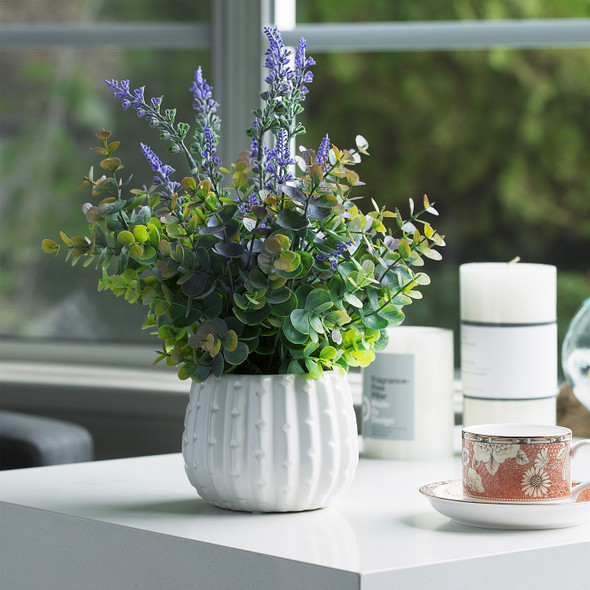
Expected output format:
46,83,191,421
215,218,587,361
362,354,414,440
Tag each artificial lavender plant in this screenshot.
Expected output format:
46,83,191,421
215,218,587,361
43,27,444,382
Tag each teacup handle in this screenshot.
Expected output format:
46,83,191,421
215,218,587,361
571,439,590,501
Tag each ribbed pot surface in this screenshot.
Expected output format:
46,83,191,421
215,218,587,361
182,372,359,512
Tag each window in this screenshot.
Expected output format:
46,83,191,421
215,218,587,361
1,1,210,349
1,0,588,367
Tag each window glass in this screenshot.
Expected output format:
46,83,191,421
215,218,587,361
297,0,590,22
299,47,590,347
1,0,209,24
0,47,210,342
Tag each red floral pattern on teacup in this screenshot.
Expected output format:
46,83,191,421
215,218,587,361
462,439,571,502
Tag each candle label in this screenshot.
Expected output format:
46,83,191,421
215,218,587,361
362,353,415,440
461,322,557,400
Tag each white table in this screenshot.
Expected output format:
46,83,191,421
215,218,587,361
1,452,589,590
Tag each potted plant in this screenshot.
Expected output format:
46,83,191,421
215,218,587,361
43,27,444,512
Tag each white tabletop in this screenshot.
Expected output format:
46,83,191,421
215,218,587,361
1,451,589,590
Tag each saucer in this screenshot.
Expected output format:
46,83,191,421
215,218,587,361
419,480,590,530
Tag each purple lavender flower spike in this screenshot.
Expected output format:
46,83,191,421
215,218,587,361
250,119,261,159
141,143,162,172
294,38,315,97
141,143,178,192
264,128,294,189
263,26,293,93
190,66,220,130
105,79,132,107
105,80,153,121
190,67,222,178
201,125,221,179
104,79,198,174
316,134,331,167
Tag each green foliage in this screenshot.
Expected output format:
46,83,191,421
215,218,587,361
44,35,443,382
299,0,590,269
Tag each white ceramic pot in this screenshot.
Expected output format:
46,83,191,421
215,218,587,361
182,371,359,512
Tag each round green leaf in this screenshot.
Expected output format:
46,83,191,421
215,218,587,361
267,287,292,305
311,194,338,208
348,349,375,367
290,309,310,334
344,292,363,308
270,292,297,317
377,304,405,324
100,157,122,172
153,299,170,316
320,345,337,360
85,206,103,223
309,315,324,334
305,358,322,378
305,289,332,311
277,209,308,231
214,241,245,258
180,272,208,297
41,239,60,254
117,230,135,246
133,225,149,244
282,316,308,345
178,363,196,381
223,330,238,352
129,243,144,259
224,341,248,365
287,359,306,374
360,312,389,330
398,239,411,259
274,251,300,271
264,234,290,255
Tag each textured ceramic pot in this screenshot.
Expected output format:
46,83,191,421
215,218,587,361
182,371,359,512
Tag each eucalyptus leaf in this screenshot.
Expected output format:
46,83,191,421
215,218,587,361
283,316,308,345
224,342,249,365
267,286,292,305
214,241,245,258
277,209,308,231
359,312,389,330
180,272,208,297
290,309,310,334
305,358,322,378
377,304,405,324
279,184,308,205
305,289,332,311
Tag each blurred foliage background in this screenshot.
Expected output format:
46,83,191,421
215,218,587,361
1,0,588,367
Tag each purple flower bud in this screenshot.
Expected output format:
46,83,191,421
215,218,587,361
190,66,220,129
316,134,331,167
263,128,294,189
263,26,294,92
201,125,221,179
141,143,177,194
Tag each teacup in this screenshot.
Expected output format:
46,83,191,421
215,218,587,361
462,424,590,502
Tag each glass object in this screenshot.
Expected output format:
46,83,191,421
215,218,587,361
562,298,590,412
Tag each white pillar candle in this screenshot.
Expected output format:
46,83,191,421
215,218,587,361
460,261,557,426
362,326,454,460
